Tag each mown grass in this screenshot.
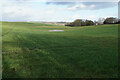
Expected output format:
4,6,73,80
2,22,118,78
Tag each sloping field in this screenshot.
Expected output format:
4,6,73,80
2,22,118,78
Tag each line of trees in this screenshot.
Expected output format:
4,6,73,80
65,19,95,27
103,17,119,24
65,17,120,27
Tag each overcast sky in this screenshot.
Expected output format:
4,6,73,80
1,0,119,22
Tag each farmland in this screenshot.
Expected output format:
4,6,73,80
2,22,118,78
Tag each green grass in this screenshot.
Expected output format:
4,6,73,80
2,22,118,78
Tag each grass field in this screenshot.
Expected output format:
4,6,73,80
2,22,118,78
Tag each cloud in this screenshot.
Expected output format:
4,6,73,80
46,2,117,10
3,0,118,11
1,0,118,22
46,0,119,2
67,3,96,10
2,1,56,21
67,3,87,10
45,10,55,14
2,5,32,21
46,2,75,5
2,1,40,21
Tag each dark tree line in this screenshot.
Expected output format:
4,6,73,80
65,17,120,27
103,17,119,24
65,19,95,27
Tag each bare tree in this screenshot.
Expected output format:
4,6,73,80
97,17,105,25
